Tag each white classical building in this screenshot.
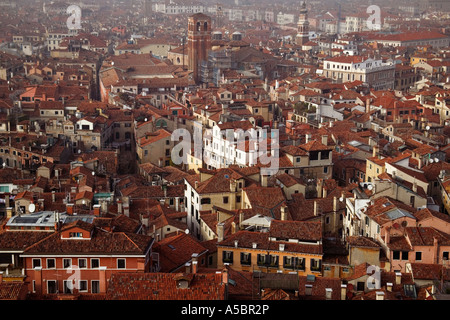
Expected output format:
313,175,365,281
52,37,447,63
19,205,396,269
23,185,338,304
323,55,395,90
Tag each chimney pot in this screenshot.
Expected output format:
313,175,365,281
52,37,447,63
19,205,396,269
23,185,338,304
376,291,385,300
395,272,402,285
340,284,347,300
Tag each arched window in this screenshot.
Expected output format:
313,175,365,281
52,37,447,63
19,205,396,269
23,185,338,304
204,22,208,31
197,22,201,31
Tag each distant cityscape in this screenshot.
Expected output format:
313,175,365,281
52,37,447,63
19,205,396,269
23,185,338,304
0,0,449,302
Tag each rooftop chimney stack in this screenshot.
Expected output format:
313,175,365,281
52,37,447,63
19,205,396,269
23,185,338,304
322,135,328,146
281,205,287,221
395,272,402,285
376,291,385,300
340,284,347,300
314,201,319,216
386,283,393,292
217,222,224,242
191,253,198,274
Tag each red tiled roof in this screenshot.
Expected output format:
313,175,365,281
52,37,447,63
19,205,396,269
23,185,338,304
409,263,450,281
0,231,52,251
153,233,208,272
106,272,226,300
270,220,322,242
325,55,364,64
0,282,28,300
23,227,153,255
405,227,450,246
346,236,381,248
218,230,323,255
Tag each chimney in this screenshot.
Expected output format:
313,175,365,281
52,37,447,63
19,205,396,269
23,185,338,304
386,283,393,292
433,237,439,264
373,145,379,158
93,204,101,216
385,228,390,245
5,195,10,208
185,262,191,274
101,200,108,213
221,268,228,285
239,211,244,229
0,271,3,283
325,288,333,300
412,181,417,193
231,221,236,234
317,179,323,198
52,190,55,202
375,291,385,300
261,174,268,187
123,196,130,217
333,196,338,212
340,284,347,300
191,253,198,274
54,211,60,231
217,222,224,242
314,201,319,216
66,203,74,215
117,200,123,214
322,135,328,146
281,204,287,221
195,181,198,189
6,207,13,219
395,272,402,285
365,98,371,113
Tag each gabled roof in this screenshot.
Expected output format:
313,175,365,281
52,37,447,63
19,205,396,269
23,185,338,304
153,233,208,273
23,228,153,256
405,227,450,246
299,140,333,152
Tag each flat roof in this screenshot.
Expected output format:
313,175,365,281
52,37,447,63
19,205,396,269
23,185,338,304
6,211,95,228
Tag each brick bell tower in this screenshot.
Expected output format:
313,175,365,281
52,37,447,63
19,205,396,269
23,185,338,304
296,1,310,46
188,13,212,84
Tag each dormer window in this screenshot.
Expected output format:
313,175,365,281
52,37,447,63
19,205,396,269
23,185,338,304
69,232,83,238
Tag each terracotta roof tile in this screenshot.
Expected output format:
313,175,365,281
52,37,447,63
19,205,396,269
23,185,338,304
106,272,226,300
153,233,208,272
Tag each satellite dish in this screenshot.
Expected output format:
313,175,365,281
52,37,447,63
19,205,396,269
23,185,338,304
429,158,434,163
435,158,439,163
367,184,373,191
185,229,190,234
29,203,36,213
425,125,430,130
339,196,344,202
